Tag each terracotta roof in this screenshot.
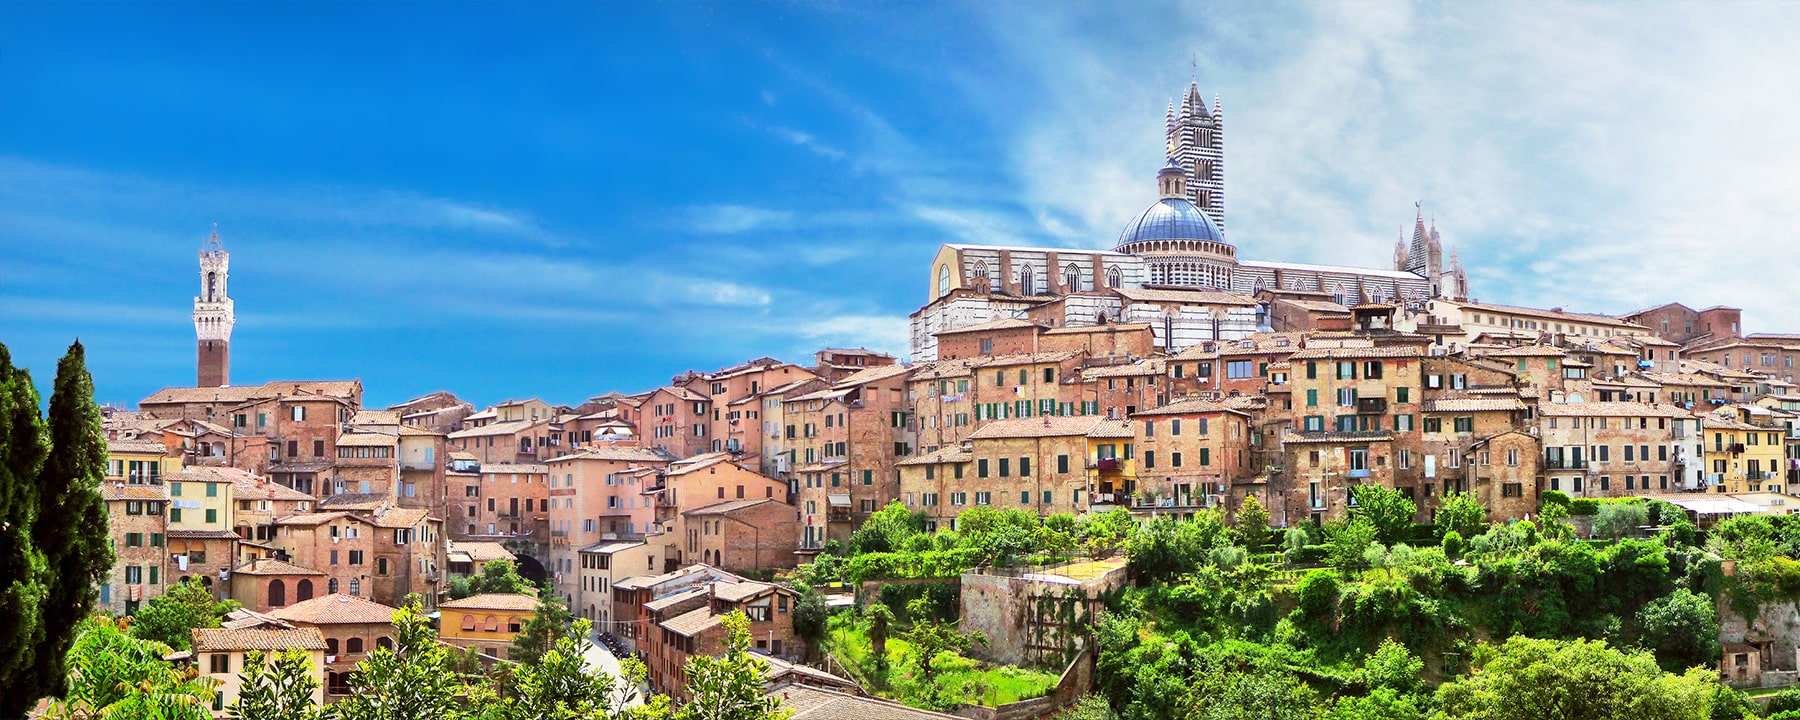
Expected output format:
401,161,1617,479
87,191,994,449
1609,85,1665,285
970,351,1080,368
371,507,431,528
1042,322,1154,336
775,682,962,720
233,558,325,576
1482,345,1568,358
683,499,786,516
1081,360,1164,379
897,445,973,467
1086,419,1135,438
660,606,723,637
1422,398,1528,413
446,419,543,439
269,593,397,625
1173,333,1306,359
167,529,241,539
644,586,709,612
1446,300,1646,330
447,541,516,563
931,318,1041,336
967,416,1108,440
831,364,914,389
139,380,361,408
1133,399,1234,417
548,446,668,464
102,483,170,501
480,464,548,474
578,540,646,555
1287,345,1425,360
228,475,314,502
1536,402,1691,418
909,359,978,381
1703,416,1765,431
275,512,354,526
318,493,386,511
335,433,397,447
192,626,326,653
439,593,540,612
713,580,788,603
106,439,170,455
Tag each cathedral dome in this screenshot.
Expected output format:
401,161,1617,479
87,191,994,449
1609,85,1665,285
1115,196,1225,250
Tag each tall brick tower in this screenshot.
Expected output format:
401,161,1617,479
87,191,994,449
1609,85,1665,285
194,225,235,387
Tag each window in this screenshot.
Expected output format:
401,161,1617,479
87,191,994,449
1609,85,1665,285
291,405,306,422
998,458,1010,477
1171,452,1183,467
1395,387,1410,404
1021,490,1031,505
1057,454,1069,473
1306,389,1318,407
977,459,989,478
1019,457,1031,475
1423,417,1442,433
1226,361,1254,379
210,653,231,674
1144,451,1155,469
1172,419,1183,436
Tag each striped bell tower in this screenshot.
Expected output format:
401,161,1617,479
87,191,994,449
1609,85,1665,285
194,225,235,387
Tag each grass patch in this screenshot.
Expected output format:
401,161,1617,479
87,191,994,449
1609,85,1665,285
826,612,1059,710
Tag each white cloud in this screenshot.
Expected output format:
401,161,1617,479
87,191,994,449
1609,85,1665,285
685,204,797,234
767,125,846,160
794,314,911,356
973,1,1800,330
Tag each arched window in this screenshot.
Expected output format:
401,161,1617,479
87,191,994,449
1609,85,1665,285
937,265,951,297
1063,264,1081,292
971,260,990,290
206,272,217,300
1106,266,1123,288
328,578,340,594
297,578,314,602
346,637,364,654
1332,288,1348,306
376,636,393,651
348,578,360,596
326,638,340,656
268,579,286,607
1019,265,1035,295
484,615,499,632
376,557,389,576
462,614,476,631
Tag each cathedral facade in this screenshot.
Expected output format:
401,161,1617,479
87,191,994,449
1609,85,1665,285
908,79,1470,361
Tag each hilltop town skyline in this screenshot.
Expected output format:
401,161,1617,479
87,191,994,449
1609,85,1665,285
6,2,1800,409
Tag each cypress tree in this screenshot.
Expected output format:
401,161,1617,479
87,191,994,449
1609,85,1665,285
29,341,114,702
0,343,50,718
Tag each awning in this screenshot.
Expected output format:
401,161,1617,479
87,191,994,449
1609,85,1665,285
826,494,851,507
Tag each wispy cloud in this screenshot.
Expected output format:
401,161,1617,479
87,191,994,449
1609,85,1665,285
683,204,797,234
766,125,845,160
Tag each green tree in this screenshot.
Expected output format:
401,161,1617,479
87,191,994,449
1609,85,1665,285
1435,492,1488,540
673,611,790,720
1637,589,1721,672
1078,508,1137,557
450,558,531,599
1328,687,1427,720
335,599,466,720
0,344,51,718
43,616,215,720
865,602,896,675
32,342,115,704
1538,504,1575,541
1349,485,1416,545
1434,636,1723,720
230,649,323,720
133,578,239,651
499,618,652,720
1594,502,1649,540
900,597,984,697
849,501,923,554
1235,496,1273,550
790,588,829,662
1326,519,1379,573
1126,515,1224,584
1052,694,1119,720
1183,666,1321,720
1363,638,1424,694
510,583,573,665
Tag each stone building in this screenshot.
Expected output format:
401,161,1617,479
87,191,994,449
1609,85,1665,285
438,592,539,660
192,620,327,716
230,558,326,611
653,454,787,566
680,498,800,573
1535,402,1693,497
543,446,669,607
910,79,1467,362
896,416,1122,528
576,539,657,636
1131,399,1254,515
610,565,743,655
101,479,171,615
646,578,801,700
268,593,399,699
1278,343,1428,525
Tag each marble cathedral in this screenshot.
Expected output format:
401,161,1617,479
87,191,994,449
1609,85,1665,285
909,79,1470,360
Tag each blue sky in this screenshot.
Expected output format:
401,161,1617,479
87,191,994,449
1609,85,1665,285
5,2,1799,409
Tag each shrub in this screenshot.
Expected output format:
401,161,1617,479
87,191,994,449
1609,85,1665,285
1569,498,1600,516
1442,530,1466,558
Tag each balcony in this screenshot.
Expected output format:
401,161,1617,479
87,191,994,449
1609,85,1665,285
1356,398,1389,415
1088,458,1120,471
1348,468,1371,479
1543,459,1588,470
